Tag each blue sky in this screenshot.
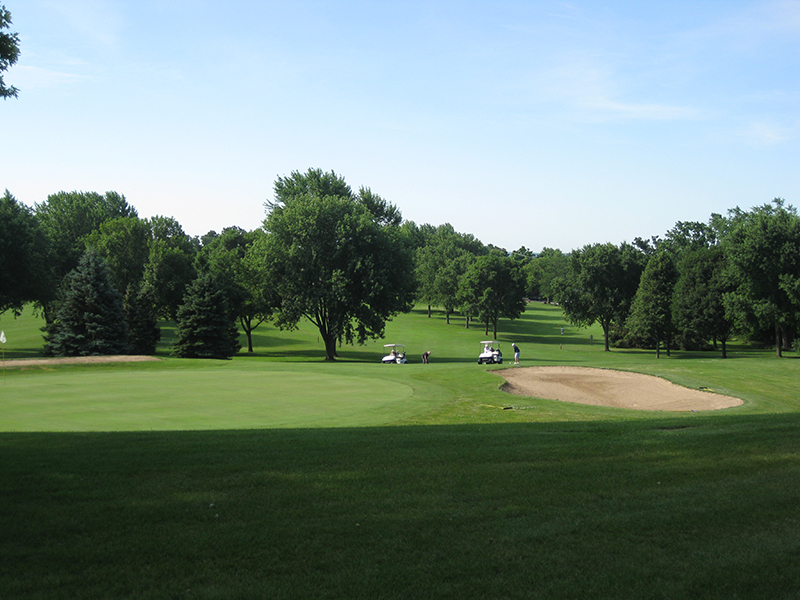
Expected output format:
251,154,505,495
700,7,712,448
3,1,799,252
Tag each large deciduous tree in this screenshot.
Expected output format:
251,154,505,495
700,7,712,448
43,252,131,357
0,190,50,314
722,199,800,357
672,246,734,358
197,227,275,353
257,169,415,361
141,216,197,320
457,253,527,339
0,5,19,99
555,242,644,351
84,216,150,295
414,223,484,322
525,247,568,303
35,191,137,321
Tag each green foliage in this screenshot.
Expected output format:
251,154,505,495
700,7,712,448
84,216,150,294
722,199,800,357
123,284,160,355
197,227,274,352
555,242,645,351
142,242,196,320
0,190,50,313
34,191,137,319
269,167,353,210
457,253,527,338
626,250,678,357
259,170,416,360
414,223,484,321
524,247,567,302
673,246,734,356
172,273,241,359
43,252,131,356
0,5,19,99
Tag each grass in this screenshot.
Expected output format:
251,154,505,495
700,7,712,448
1,304,800,598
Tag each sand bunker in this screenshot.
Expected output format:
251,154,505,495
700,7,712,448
497,366,742,412
3,355,160,368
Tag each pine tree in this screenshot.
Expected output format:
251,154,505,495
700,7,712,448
123,284,161,355
172,273,241,359
44,252,131,356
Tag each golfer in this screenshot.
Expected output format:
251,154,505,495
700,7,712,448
422,350,431,364
512,343,520,365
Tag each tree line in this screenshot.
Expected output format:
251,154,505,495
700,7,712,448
2,170,798,360
531,201,800,358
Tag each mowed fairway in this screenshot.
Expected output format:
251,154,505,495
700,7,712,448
2,304,800,599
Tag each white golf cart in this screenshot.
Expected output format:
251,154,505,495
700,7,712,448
381,344,407,364
478,341,503,365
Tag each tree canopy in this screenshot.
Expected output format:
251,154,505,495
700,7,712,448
43,251,131,357
555,242,645,351
722,199,800,357
172,273,241,359
0,5,19,99
257,170,415,360
626,250,678,358
0,190,50,314
197,227,274,353
457,253,527,339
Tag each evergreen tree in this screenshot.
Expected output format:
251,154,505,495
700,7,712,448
626,251,678,358
44,252,131,356
172,273,241,359
123,284,161,355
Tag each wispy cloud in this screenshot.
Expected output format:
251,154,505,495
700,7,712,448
741,121,796,146
12,65,86,91
543,56,699,122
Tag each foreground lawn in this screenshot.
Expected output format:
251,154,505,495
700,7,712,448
1,304,800,598
2,417,800,599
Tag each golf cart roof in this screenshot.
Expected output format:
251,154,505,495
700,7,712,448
480,341,499,345
383,344,404,348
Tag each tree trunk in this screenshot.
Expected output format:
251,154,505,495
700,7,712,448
492,320,498,340
602,325,610,351
245,329,254,353
656,338,661,359
445,310,450,325
776,323,783,358
427,304,431,318
322,332,337,361
465,315,470,329
240,317,254,353
721,338,727,359
484,321,489,336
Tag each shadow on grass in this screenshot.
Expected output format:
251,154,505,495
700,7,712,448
3,414,800,599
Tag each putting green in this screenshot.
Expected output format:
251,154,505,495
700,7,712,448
0,367,416,431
